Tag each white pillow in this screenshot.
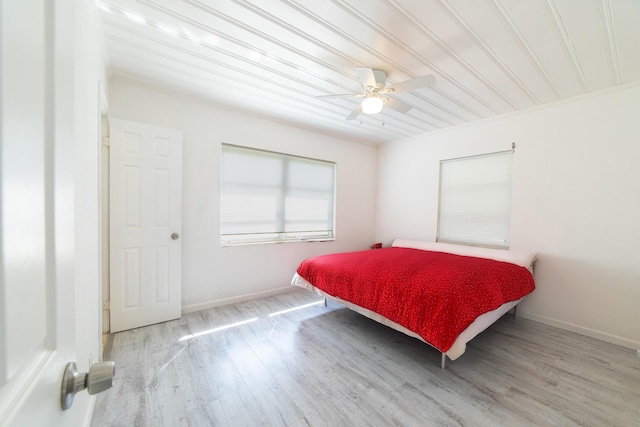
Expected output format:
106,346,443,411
391,239,537,269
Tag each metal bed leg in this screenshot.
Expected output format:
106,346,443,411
441,353,446,370
323,297,327,307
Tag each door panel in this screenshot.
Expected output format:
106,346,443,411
0,0,97,425
0,0,52,418
110,119,183,333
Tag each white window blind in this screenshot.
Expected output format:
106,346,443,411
220,144,335,245
438,150,513,248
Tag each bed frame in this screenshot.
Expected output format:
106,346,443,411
293,274,523,369
292,239,536,369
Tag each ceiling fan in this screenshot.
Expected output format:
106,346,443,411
317,67,436,120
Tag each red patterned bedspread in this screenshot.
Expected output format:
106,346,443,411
296,247,535,352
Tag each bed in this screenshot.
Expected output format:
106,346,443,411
291,239,537,368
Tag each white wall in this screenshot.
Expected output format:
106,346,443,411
108,79,377,311
376,83,640,349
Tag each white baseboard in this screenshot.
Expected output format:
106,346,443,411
519,311,640,351
181,286,293,314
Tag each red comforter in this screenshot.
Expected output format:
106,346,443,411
296,247,535,352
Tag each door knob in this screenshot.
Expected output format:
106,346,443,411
171,232,179,240
60,361,115,410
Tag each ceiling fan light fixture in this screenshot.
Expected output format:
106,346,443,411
361,96,384,115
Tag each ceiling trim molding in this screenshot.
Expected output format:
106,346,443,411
111,75,386,147
107,40,428,139
106,46,409,140
233,0,444,123
595,0,621,85
327,0,461,126
276,0,500,120
135,0,487,123
136,0,357,93
487,0,562,99
381,78,640,148
98,0,640,144
104,32,324,106
380,0,507,116
102,19,331,99
384,0,521,109
127,0,440,131
282,0,454,127
220,0,359,73
230,0,464,129
434,0,540,105
540,0,589,92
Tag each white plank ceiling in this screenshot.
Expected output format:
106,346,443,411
97,0,640,144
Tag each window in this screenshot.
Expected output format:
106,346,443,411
220,144,335,245
437,150,513,248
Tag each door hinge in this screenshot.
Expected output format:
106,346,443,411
102,136,110,147
103,300,110,311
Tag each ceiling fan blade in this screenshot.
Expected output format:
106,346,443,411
386,74,435,93
355,67,388,89
372,69,387,88
346,104,362,120
356,67,376,88
384,97,412,113
315,93,362,100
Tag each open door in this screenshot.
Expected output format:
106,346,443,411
0,1,106,425
109,119,183,332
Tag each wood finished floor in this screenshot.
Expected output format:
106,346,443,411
92,288,640,426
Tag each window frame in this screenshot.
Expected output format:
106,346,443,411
436,149,514,249
220,144,336,246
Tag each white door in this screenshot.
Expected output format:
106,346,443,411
0,1,94,425
109,119,183,332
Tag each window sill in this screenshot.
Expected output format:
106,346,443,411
220,238,336,248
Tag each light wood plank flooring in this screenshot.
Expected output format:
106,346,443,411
91,288,640,426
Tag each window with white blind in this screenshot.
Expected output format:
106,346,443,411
437,150,513,248
220,144,336,245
